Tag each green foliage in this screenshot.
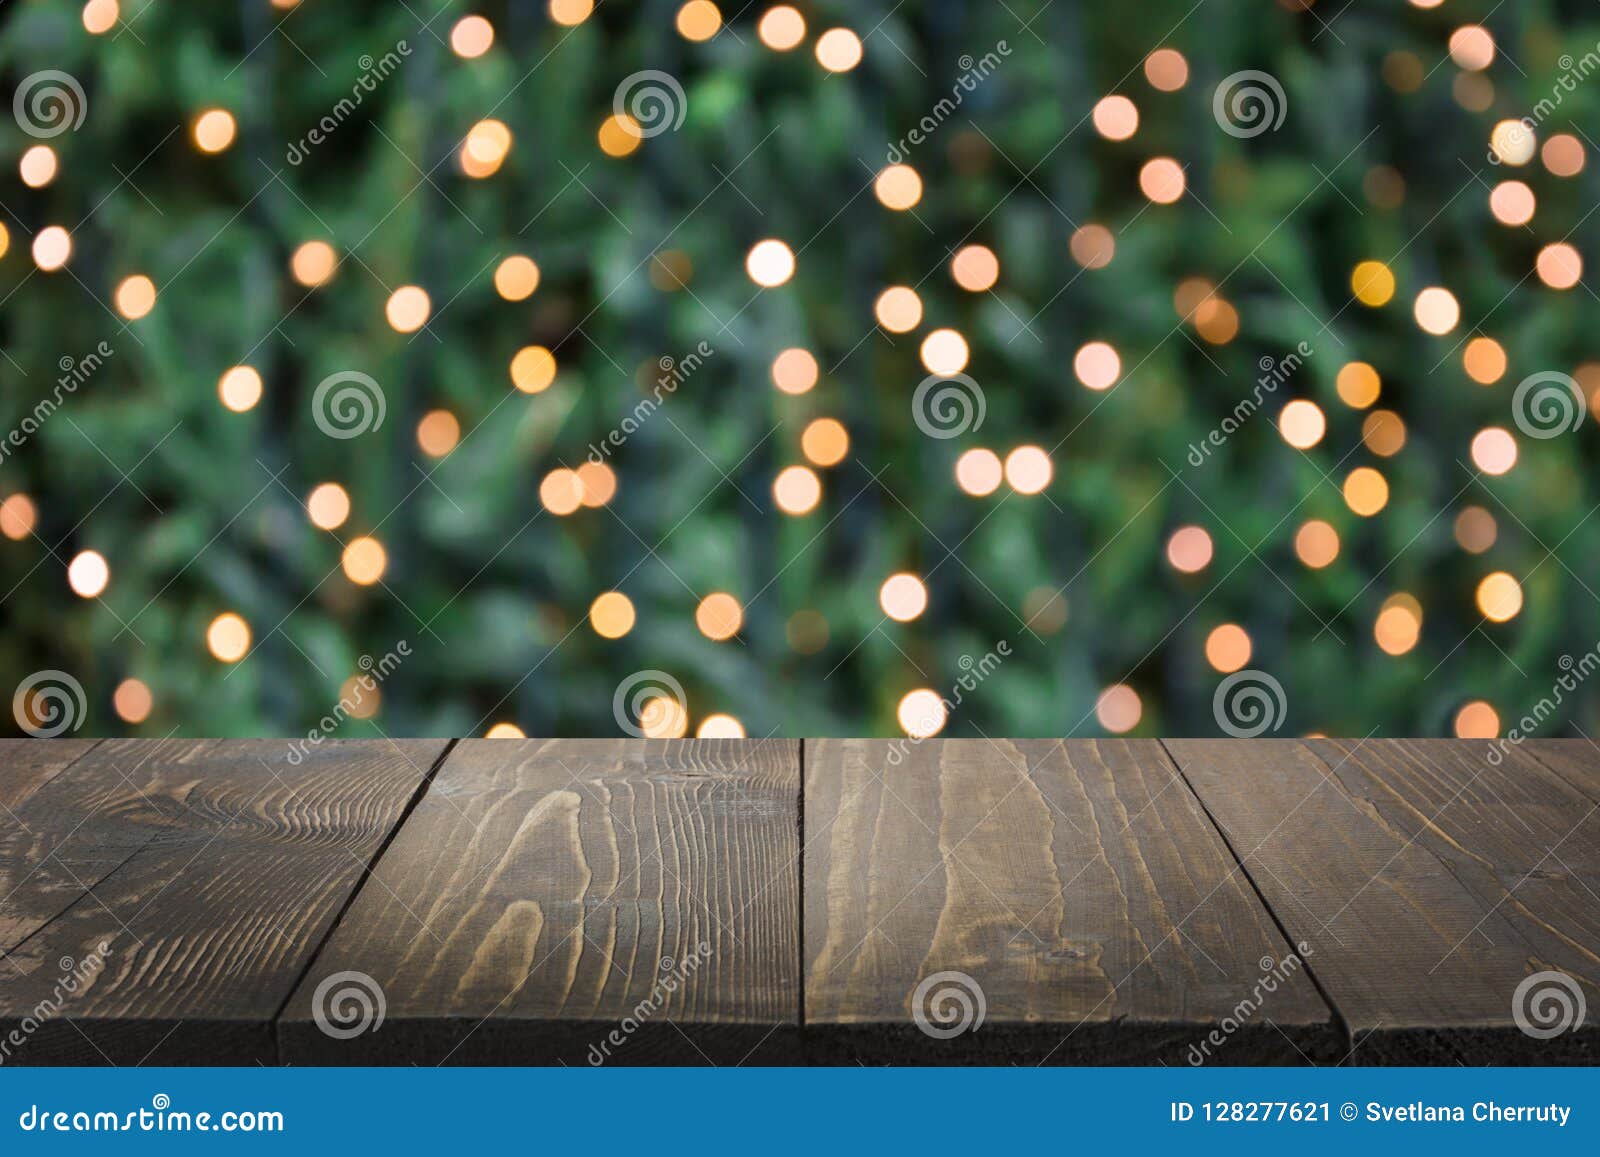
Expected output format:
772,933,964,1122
3,0,1599,739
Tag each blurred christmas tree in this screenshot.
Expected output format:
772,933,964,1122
3,0,1599,741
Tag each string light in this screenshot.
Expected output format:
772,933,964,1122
758,6,805,51
1003,446,1052,494
417,410,460,457
589,591,636,639
19,145,57,188
1205,624,1251,673
1344,467,1389,516
218,365,263,412
897,689,947,738
494,255,540,300
1476,572,1523,622
1092,95,1139,141
192,109,237,153
511,345,557,392
955,448,1003,496
342,536,388,585
32,226,71,272
548,0,593,25
1139,157,1185,203
207,613,251,662
306,483,350,530
114,275,156,320
1463,337,1506,384
1144,49,1189,91
814,28,862,72
598,115,643,158
878,573,928,622
874,286,922,331
773,465,821,515
1073,341,1120,390
290,241,338,287
771,347,818,394
113,678,152,724
1166,526,1213,573
676,1,721,41
1350,260,1395,306
696,592,744,641
950,245,999,291
486,722,526,738
697,714,746,738
451,15,494,58
1095,684,1141,733
386,285,431,332
1336,362,1381,408
1294,520,1339,568
874,165,922,210
68,550,109,597
1535,243,1582,290
801,418,849,466
539,469,584,515
1070,225,1115,269
746,239,795,287
1413,286,1460,335
0,493,37,540
1454,701,1499,738
919,328,968,375
82,0,118,34
1454,506,1497,553
1470,426,1517,475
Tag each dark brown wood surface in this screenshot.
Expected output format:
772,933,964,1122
0,738,448,1065
1165,738,1599,1063
2,738,1596,1065
804,739,1335,1063
279,739,802,1064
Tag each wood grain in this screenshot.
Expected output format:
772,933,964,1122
1165,738,1600,1064
0,739,100,814
803,739,1335,1064
0,738,447,1065
279,739,801,1065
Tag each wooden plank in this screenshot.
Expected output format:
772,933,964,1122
279,739,802,1065
1165,738,1600,1064
0,740,100,814
803,739,1334,1064
1520,740,1600,804
0,738,188,955
0,738,447,1065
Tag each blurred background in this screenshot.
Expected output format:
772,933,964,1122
2,0,1599,740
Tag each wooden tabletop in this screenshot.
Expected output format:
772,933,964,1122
1,738,1595,1066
